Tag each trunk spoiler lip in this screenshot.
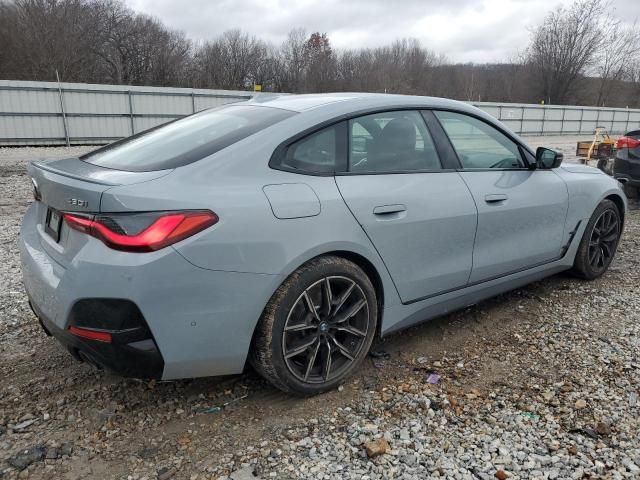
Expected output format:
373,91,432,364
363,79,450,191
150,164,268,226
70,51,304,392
31,160,118,186
29,159,174,187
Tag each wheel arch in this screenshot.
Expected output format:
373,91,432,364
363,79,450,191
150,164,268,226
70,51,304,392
604,193,626,230
249,248,388,351
322,250,385,336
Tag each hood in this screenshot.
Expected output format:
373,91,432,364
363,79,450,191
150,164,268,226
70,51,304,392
559,164,603,175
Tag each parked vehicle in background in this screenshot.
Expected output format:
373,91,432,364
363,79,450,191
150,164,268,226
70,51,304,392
613,130,640,198
20,93,627,396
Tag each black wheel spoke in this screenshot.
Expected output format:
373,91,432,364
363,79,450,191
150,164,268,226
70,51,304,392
330,335,355,361
303,291,320,322
332,298,366,324
322,340,332,381
336,324,367,337
303,339,321,381
332,283,355,316
284,321,316,332
284,336,318,359
322,278,333,316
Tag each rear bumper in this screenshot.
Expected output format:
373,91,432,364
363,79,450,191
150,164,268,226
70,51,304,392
28,297,164,379
613,175,640,189
613,152,640,186
19,203,284,380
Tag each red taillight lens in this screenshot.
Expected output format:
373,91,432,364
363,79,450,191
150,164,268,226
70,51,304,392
64,210,218,252
617,136,640,149
68,326,112,343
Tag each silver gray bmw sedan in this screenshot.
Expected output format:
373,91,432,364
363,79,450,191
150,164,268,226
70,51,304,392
20,93,626,395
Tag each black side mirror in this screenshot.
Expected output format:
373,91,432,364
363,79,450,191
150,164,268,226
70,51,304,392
536,147,563,169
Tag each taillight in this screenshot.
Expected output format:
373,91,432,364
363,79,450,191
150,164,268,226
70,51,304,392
63,210,217,252
68,325,112,343
616,136,640,149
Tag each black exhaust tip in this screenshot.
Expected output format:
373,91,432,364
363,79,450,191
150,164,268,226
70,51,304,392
76,350,104,370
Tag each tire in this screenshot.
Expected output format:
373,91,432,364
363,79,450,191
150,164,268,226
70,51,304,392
250,256,377,396
571,199,621,280
623,184,639,199
596,159,612,176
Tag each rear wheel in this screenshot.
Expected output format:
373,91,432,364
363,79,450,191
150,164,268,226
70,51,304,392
571,199,621,280
250,256,377,396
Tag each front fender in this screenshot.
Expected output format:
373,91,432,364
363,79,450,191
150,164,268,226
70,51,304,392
555,168,627,236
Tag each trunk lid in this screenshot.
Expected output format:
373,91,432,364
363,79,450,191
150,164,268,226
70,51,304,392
29,158,171,213
27,158,172,267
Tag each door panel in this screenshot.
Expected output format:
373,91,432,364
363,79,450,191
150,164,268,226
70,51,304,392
459,170,568,283
336,173,477,303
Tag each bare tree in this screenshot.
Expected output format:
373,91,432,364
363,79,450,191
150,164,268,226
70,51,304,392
303,32,335,92
1,0,102,81
595,20,640,106
193,29,272,90
526,0,606,104
276,28,308,92
1,0,639,108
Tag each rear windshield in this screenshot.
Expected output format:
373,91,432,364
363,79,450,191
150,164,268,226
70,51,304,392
81,104,295,172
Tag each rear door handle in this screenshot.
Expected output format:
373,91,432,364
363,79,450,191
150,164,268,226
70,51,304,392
373,204,407,215
485,194,508,204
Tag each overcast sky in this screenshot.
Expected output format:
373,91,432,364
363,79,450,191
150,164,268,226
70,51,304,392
125,0,640,63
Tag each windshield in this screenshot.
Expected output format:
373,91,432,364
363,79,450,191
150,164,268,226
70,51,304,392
81,104,295,172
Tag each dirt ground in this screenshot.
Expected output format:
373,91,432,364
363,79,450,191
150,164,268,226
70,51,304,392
1,138,639,479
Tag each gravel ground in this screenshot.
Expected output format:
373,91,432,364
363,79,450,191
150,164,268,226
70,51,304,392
1,139,639,480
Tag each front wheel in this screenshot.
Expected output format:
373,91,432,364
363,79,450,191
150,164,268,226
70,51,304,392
571,199,621,280
250,256,377,396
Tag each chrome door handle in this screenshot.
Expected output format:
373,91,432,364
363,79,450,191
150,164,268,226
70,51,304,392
373,204,407,215
485,194,508,204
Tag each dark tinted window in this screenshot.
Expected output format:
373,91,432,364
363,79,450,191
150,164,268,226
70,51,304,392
81,105,295,172
278,124,341,173
349,111,441,172
435,111,524,169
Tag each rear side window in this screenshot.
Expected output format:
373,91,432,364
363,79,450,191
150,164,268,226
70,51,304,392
349,111,441,172
276,123,344,174
81,105,295,172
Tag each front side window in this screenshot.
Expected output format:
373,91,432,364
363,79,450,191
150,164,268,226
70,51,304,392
348,111,441,173
434,111,524,169
82,105,295,172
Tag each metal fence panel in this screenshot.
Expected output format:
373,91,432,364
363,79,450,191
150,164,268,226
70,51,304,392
473,102,640,136
0,80,252,145
2,80,640,145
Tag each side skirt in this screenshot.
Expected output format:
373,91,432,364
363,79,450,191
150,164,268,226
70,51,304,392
381,261,569,336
